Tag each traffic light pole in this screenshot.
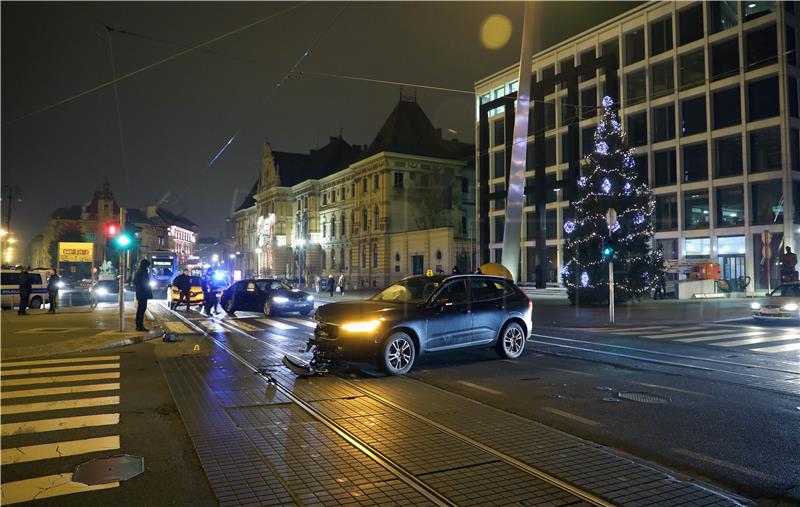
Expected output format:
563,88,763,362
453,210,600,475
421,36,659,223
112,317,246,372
608,260,615,324
118,209,126,332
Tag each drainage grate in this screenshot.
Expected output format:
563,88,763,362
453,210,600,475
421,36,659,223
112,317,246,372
73,455,144,485
616,391,671,404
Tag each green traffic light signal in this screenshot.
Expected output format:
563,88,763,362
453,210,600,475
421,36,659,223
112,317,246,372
114,232,133,250
601,239,614,261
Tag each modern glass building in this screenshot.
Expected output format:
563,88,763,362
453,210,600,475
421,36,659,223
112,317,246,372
475,1,800,292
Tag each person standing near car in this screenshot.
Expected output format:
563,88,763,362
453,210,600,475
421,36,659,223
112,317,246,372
781,246,798,282
202,268,217,315
337,272,345,296
47,269,61,313
173,269,192,312
134,260,153,331
327,273,335,297
17,265,32,315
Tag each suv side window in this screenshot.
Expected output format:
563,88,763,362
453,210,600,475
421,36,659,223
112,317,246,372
434,279,469,305
2,273,20,285
30,274,43,284
469,278,505,301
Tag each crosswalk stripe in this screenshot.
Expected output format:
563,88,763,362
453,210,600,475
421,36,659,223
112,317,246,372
1,363,119,377
1,413,120,437
162,321,191,334
1,383,120,400
676,331,766,343
752,342,800,353
2,396,120,415
284,317,317,328
1,435,120,465
642,329,734,339
256,318,297,330
226,319,259,331
605,326,668,335
197,321,226,333
0,372,120,387
0,472,119,505
712,335,800,347
0,356,120,368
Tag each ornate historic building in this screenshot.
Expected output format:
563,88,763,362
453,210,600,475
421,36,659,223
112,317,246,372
233,98,475,289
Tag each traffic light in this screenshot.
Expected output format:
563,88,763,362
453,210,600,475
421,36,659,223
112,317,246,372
113,232,134,250
105,223,120,238
601,239,614,261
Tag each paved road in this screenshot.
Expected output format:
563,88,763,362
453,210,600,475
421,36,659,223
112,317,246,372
158,300,799,505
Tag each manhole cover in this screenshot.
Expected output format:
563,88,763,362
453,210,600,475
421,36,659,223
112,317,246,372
73,455,144,485
616,391,671,404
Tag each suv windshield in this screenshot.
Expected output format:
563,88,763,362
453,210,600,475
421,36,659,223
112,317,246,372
769,284,800,297
371,277,443,304
256,280,291,291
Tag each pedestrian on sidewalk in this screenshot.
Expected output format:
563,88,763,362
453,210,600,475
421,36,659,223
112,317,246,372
47,269,60,313
134,259,153,331
17,266,32,315
327,274,335,297
314,274,321,293
337,272,345,296
202,268,218,316
173,269,192,312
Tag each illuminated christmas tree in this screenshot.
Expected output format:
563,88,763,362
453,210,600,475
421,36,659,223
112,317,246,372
561,96,662,305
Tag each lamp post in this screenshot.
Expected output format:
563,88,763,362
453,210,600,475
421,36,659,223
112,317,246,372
605,208,617,324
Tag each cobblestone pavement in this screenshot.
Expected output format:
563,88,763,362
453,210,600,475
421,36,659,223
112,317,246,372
151,302,751,507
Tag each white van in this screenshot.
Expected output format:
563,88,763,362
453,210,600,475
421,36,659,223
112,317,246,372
1,269,51,310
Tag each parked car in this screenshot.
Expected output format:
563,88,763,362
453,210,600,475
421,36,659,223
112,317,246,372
0,269,50,310
751,282,800,321
310,274,533,375
220,279,314,317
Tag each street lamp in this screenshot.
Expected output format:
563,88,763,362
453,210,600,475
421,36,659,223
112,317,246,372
211,253,219,265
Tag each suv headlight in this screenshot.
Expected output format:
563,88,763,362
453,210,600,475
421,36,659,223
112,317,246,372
149,280,156,288
782,302,799,312
96,288,108,296
306,295,314,301
750,302,761,310
272,296,289,303
341,320,381,333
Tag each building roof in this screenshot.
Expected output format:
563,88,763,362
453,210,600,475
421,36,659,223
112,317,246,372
50,205,83,220
236,179,259,212
274,136,364,187
149,207,196,230
124,208,152,226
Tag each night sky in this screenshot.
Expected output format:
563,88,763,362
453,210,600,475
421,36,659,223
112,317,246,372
2,1,634,252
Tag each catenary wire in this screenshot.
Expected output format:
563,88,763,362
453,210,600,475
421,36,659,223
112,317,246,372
105,28,131,191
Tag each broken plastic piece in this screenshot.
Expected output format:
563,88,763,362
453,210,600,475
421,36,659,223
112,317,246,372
73,455,144,485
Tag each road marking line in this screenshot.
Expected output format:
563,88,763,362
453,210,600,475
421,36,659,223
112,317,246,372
2,413,120,437
676,331,766,343
197,321,226,333
0,473,118,505
1,383,120,400
2,396,120,415
643,329,734,339
672,447,772,480
604,326,668,335
0,372,120,387
1,435,120,465
455,380,503,395
1,363,119,377
712,335,799,347
549,367,596,377
751,342,800,353
227,319,260,331
541,407,603,427
632,382,711,398
256,318,297,330
0,356,120,368
285,318,317,328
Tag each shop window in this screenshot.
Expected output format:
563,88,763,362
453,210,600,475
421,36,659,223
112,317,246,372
747,76,779,122
678,4,704,46
685,237,711,257
651,59,675,99
654,149,677,186
709,1,738,34
718,236,746,255
684,190,710,229
749,127,782,173
714,135,743,177
681,96,706,136
650,17,673,56
712,86,741,129
656,194,678,231
711,38,739,81
625,70,646,106
624,28,645,65
750,179,783,224
627,111,647,147
679,50,705,90
716,185,745,227
652,104,675,143
683,142,708,182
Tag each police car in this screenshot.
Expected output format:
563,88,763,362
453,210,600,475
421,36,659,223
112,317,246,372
1,269,51,310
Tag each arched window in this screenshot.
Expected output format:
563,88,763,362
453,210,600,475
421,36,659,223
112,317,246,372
361,208,368,231
373,206,380,230
340,213,346,237
331,216,336,238
360,244,366,268
339,248,345,270
322,221,327,238
321,250,327,270
331,249,336,268
350,212,355,234
372,242,378,268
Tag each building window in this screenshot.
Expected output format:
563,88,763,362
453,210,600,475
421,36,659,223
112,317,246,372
650,17,673,56
580,87,596,120
683,142,708,182
322,194,327,205
625,70,646,106
394,172,404,188
461,216,467,236
340,213,345,237
749,127,781,173
362,178,367,193
656,194,678,231
685,237,711,257
787,26,797,66
712,86,741,129
322,222,327,238
579,48,596,81
652,104,675,143
560,95,577,125
650,59,674,99
494,216,504,243
581,126,594,157
372,243,378,268
361,208,367,230
789,77,798,118
751,179,783,224
747,76,779,122
544,100,556,130
681,96,706,136
493,183,505,211
684,189,710,229
493,119,505,147
656,238,679,259
461,177,469,194
633,154,648,184
654,149,677,186
561,131,576,163
679,4,704,46
373,174,379,190
360,244,365,268
493,150,505,179
330,216,336,238
744,24,778,70
627,111,647,147
624,28,645,65
679,50,705,90
373,206,380,230
545,137,556,167
711,38,739,81
331,249,336,269
716,185,745,227
601,38,620,70
714,135,743,177
744,1,775,22
792,129,800,172
709,1,738,34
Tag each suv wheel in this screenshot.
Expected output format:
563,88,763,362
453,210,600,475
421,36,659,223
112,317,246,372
29,297,43,310
263,301,273,317
225,299,236,317
379,332,415,375
496,321,525,359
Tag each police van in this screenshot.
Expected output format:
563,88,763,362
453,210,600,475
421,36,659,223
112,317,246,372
1,269,51,310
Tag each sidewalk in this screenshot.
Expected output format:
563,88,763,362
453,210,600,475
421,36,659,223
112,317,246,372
0,302,163,360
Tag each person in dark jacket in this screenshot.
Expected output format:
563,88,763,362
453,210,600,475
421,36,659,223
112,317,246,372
173,269,192,312
47,269,61,313
18,266,32,315
133,260,153,331
326,274,335,297
202,268,218,316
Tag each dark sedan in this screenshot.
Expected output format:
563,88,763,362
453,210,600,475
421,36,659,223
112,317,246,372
220,279,314,317
310,274,533,375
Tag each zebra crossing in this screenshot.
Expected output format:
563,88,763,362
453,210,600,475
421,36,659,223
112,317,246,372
580,324,800,354
0,355,123,504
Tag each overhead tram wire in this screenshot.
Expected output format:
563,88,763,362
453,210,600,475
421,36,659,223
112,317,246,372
105,28,131,190
3,2,308,127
